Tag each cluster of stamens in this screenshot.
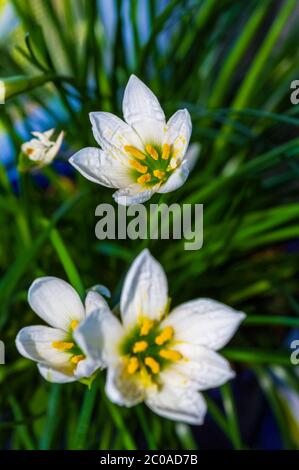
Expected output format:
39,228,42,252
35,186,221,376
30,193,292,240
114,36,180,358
123,319,183,378
124,144,174,186
52,320,85,365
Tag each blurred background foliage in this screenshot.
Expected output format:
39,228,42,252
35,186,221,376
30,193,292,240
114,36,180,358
1,0,299,450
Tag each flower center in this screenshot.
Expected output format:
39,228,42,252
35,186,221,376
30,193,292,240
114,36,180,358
121,319,182,381
124,144,175,187
25,147,34,156
51,319,85,365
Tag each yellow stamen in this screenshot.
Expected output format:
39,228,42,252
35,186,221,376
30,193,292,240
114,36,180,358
155,326,174,346
70,354,85,364
140,319,154,336
145,144,159,160
133,340,148,353
70,320,79,331
153,169,165,180
144,357,160,374
137,173,151,185
127,356,139,374
159,349,182,361
129,159,148,174
124,145,146,160
52,341,74,351
26,147,34,155
162,143,171,160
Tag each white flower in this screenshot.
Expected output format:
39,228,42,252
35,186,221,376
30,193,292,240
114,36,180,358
78,249,246,424
21,128,64,166
69,75,199,206
15,277,105,383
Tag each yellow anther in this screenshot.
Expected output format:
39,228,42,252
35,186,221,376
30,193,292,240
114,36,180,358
70,320,79,331
140,319,154,336
70,354,85,364
155,326,174,346
127,356,139,375
133,340,148,353
137,173,151,185
52,341,74,351
162,143,171,160
129,159,148,174
124,145,146,160
159,349,182,361
144,357,160,374
26,147,34,155
145,144,159,160
153,169,165,180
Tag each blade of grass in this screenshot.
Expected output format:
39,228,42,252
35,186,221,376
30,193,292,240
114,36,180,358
245,315,299,328
223,347,292,366
135,405,157,450
39,384,62,450
103,398,137,450
254,366,294,449
0,191,87,329
220,383,242,450
46,225,85,297
8,395,35,450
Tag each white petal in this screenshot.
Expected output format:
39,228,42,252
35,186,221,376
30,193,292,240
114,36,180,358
162,344,235,391
69,147,133,188
44,130,64,164
164,299,245,351
16,326,71,364
120,249,168,327
75,357,101,379
89,112,143,152
74,310,105,365
184,142,200,172
28,277,85,331
105,366,144,407
37,363,76,383
21,141,44,161
85,291,109,316
113,183,158,206
32,129,55,141
74,308,123,367
146,386,207,425
164,109,192,165
122,75,165,145
157,159,189,193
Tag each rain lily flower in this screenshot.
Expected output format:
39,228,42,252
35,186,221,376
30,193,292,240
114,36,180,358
69,75,199,205
16,277,104,383
78,249,246,424
20,128,64,169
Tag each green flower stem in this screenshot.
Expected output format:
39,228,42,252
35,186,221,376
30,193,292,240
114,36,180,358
71,382,98,450
19,169,32,247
